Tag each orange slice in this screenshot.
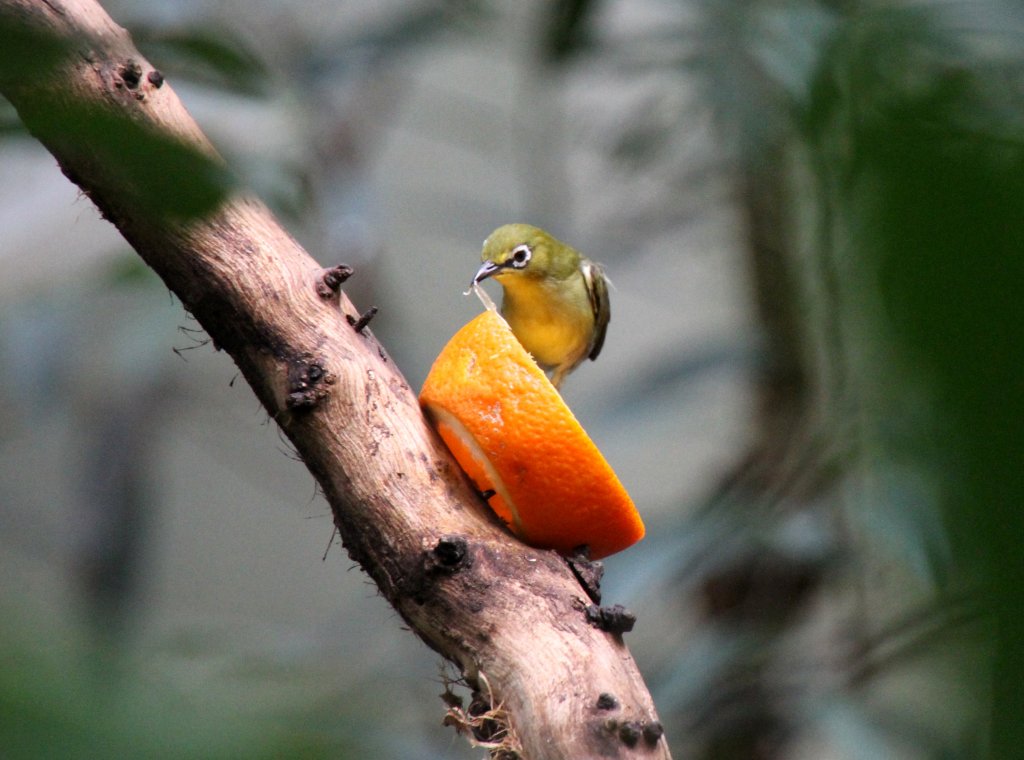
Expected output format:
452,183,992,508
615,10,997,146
420,309,644,559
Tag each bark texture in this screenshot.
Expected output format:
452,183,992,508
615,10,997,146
0,1,669,757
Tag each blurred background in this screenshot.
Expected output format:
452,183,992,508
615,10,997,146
1,0,1022,757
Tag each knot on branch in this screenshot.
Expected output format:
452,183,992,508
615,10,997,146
348,305,378,334
421,534,472,580
316,264,354,299
429,535,470,573
112,60,151,101
407,534,478,606
584,603,636,635
285,356,333,410
599,717,665,750
643,721,665,745
117,60,142,90
618,721,643,747
593,692,665,751
567,545,604,604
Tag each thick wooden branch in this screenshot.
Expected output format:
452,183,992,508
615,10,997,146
0,1,669,756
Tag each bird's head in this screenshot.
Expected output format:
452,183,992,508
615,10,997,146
473,223,579,287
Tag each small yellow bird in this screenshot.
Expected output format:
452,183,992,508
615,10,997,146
472,223,610,388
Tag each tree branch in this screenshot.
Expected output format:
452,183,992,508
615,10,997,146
0,1,669,757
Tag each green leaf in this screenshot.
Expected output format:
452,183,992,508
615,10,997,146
15,95,234,221
133,27,271,97
0,14,235,221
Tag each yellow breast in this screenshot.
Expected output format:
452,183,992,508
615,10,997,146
497,273,593,371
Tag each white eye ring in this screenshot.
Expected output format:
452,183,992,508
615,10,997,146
510,244,532,268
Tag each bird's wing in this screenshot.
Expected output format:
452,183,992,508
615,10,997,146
582,260,611,361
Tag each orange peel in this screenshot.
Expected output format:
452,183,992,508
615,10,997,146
420,309,644,559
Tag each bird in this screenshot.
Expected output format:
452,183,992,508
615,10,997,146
471,223,610,389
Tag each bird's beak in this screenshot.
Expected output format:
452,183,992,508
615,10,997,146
472,260,502,285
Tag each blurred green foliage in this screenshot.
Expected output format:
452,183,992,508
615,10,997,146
0,15,234,222
806,5,1024,754
596,1,1023,757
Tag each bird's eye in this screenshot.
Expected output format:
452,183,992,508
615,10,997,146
511,245,532,268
